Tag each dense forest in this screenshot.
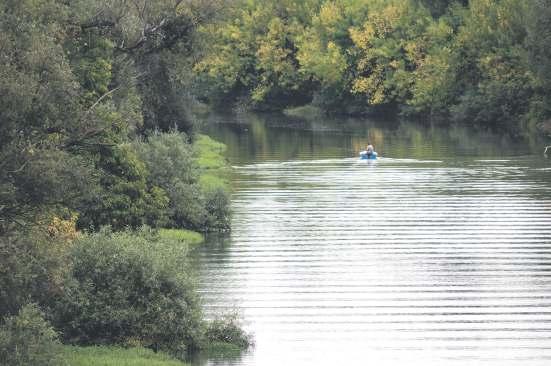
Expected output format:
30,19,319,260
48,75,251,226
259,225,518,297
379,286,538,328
1,0,550,365
0,1,245,364
195,0,551,131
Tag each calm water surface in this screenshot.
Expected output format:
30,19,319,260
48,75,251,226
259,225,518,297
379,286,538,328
192,113,551,365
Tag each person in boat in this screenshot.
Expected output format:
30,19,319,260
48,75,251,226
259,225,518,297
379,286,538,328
365,143,374,157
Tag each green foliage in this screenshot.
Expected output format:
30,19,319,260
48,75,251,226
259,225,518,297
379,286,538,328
194,135,232,231
193,0,547,128
69,30,115,107
526,0,551,125
0,0,96,231
158,229,204,246
349,0,433,106
202,188,232,232
51,228,203,358
205,314,253,350
0,304,64,366
0,1,239,360
194,0,318,110
133,132,204,230
0,219,77,317
133,132,231,232
78,144,170,230
194,134,231,179
1,150,96,232
63,346,188,366
0,0,223,231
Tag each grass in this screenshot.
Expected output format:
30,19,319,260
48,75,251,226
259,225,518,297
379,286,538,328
193,134,231,191
62,346,189,366
158,228,204,246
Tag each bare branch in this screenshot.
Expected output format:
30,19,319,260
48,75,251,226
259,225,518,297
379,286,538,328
84,87,121,116
6,161,29,174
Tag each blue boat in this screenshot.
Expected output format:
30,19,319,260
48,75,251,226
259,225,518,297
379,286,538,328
359,151,377,160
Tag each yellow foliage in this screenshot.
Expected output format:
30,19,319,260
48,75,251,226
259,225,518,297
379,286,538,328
318,2,344,34
351,64,385,104
46,214,79,242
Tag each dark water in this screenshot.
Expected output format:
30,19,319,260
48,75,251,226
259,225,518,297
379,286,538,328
192,112,551,365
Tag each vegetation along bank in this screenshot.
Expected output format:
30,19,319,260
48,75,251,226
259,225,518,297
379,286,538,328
0,0,249,364
2,0,550,364
195,0,551,132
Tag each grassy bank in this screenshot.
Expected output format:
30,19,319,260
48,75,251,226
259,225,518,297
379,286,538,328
63,346,188,366
158,228,204,246
194,134,231,191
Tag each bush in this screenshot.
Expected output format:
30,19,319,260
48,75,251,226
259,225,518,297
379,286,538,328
0,304,64,366
51,228,203,359
133,132,206,230
0,217,76,317
77,144,170,231
203,188,231,232
134,132,232,232
205,314,252,350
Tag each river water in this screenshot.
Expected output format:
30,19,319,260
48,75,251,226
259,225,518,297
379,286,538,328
192,113,551,365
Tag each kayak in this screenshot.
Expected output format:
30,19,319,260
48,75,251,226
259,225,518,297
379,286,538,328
359,151,378,160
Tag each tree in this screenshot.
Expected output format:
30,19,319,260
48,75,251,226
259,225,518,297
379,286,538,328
194,0,320,110
349,0,433,107
526,0,551,124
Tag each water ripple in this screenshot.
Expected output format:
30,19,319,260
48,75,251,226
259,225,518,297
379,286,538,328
193,158,551,366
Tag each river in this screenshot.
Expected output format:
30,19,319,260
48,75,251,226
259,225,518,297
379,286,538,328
191,112,551,365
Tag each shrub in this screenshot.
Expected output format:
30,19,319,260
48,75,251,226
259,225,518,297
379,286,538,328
134,132,232,232
203,188,231,232
51,228,203,359
133,132,206,230
0,217,76,317
0,304,64,366
77,144,170,231
205,314,253,350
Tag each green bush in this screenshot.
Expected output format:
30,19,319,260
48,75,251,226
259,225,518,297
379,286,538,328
134,132,232,232
0,224,74,317
78,144,170,231
133,132,206,230
0,304,64,366
203,188,231,232
205,314,252,350
51,228,203,359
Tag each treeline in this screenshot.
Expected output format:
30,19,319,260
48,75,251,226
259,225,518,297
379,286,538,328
0,0,247,364
194,0,551,130
1,0,230,234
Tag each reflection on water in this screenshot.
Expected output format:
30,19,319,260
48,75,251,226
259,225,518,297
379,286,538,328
199,112,548,163
193,112,551,365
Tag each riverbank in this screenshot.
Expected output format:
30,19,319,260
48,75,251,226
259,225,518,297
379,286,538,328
63,346,189,366
195,134,231,191
0,133,252,365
